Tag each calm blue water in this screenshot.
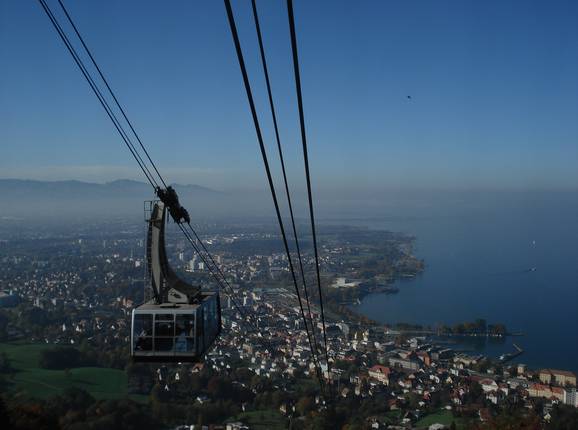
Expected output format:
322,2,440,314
325,190,578,372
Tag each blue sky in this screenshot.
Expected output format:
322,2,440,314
1,0,577,191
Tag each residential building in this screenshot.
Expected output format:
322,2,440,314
389,356,421,371
528,383,565,402
539,369,577,387
368,365,391,385
564,388,578,407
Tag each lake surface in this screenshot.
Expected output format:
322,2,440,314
324,190,578,373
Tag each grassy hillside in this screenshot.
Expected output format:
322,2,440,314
415,409,469,429
1,342,145,401
231,410,286,430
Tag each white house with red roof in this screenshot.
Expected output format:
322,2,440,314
368,365,391,385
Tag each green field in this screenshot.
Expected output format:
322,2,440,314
231,410,286,430
415,409,468,429
0,342,145,401
383,409,402,424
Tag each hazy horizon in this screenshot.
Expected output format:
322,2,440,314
1,175,578,193
1,177,577,225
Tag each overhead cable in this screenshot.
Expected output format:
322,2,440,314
177,223,272,347
223,0,323,388
56,0,168,189
286,0,331,388
250,0,320,358
37,0,158,189
37,0,264,344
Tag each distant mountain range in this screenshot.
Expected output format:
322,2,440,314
0,179,263,221
0,178,436,222
0,178,219,199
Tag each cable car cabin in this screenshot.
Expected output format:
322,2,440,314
131,201,221,362
131,293,221,362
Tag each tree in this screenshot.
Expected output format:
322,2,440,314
7,401,57,430
271,391,285,408
207,376,230,399
407,392,421,409
39,347,81,370
453,323,466,334
61,386,94,410
468,382,484,403
492,324,507,335
150,384,169,404
549,404,578,430
296,396,314,416
0,353,13,373
0,397,10,430
250,374,262,389
20,307,50,327
0,312,9,337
